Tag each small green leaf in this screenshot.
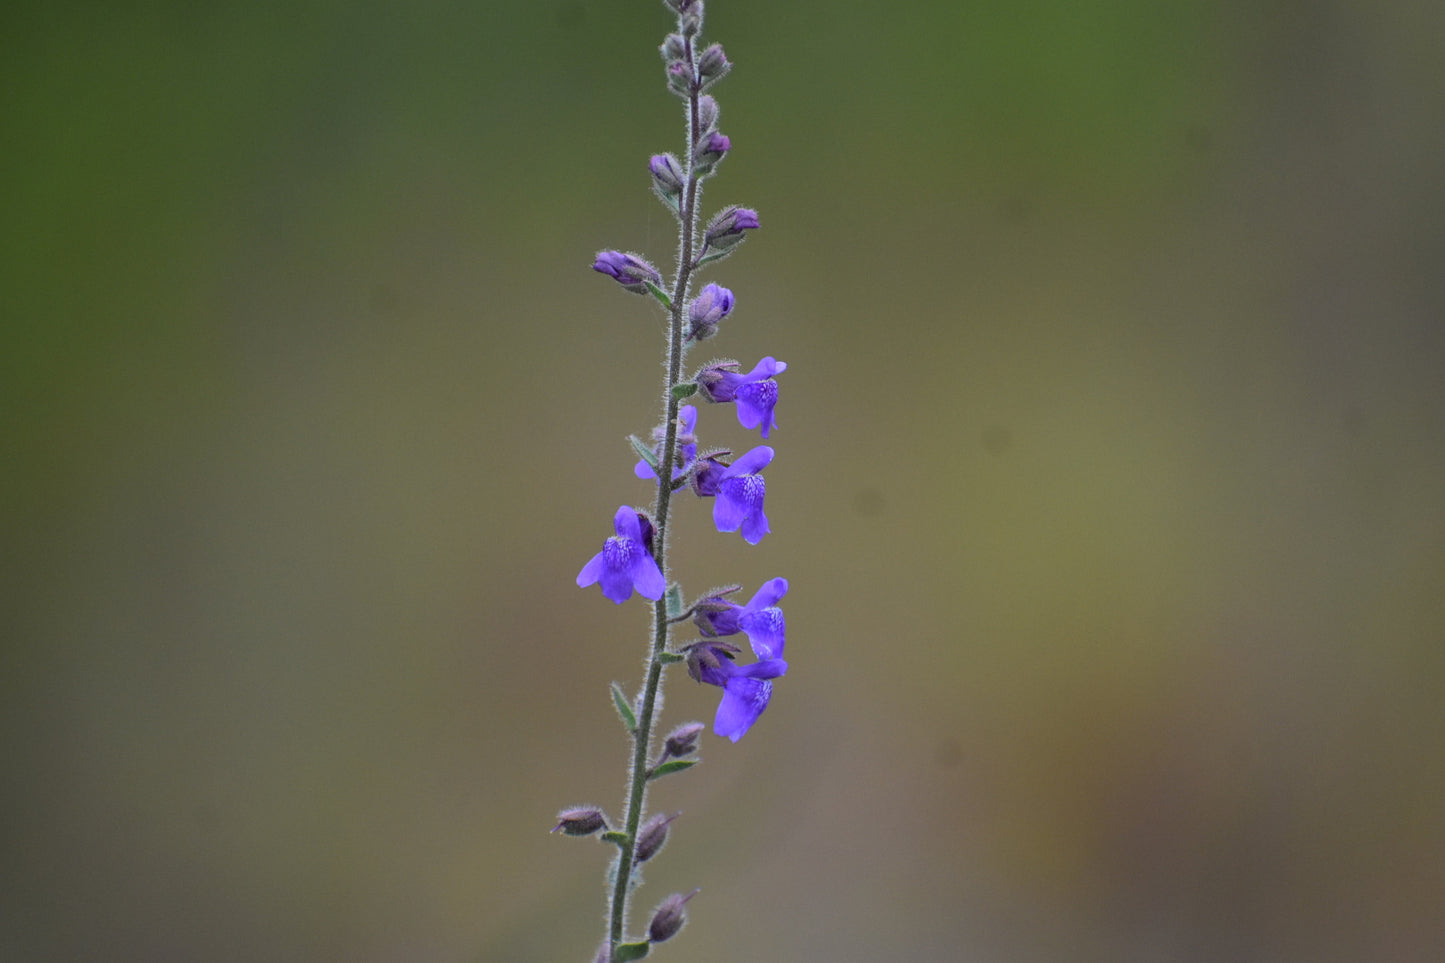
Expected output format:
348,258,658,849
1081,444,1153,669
629,435,660,470
665,584,685,619
657,651,685,664
670,381,698,401
694,247,736,269
648,759,699,780
611,682,637,733
644,280,673,308
614,941,651,962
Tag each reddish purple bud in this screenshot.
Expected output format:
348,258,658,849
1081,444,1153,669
648,889,700,943
664,721,707,758
552,807,608,836
634,811,680,863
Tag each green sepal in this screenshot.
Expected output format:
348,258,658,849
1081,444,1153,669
644,281,673,308
671,381,698,401
601,831,630,848
611,682,637,733
693,246,737,269
665,583,685,619
614,941,651,962
657,651,685,665
648,759,698,780
629,435,660,470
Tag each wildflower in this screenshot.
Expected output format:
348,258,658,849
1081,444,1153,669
692,577,788,659
593,251,662,295
711,446,773,544
685,283,734,342
696,356,786,438
635,405,698,481
577,506,666,604
685,640,788,741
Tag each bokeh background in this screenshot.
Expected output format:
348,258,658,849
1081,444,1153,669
4,0,1443,959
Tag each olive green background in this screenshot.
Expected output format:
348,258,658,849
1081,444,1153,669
3,1,1442,960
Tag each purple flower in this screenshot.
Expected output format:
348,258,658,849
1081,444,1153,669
713,446,773,544
593,251,662,295
635,405,698,481
576,506,666,604
693,577,788,659
702,205,758,256
696,356,787,437
686,641,789,742
685,283,734,342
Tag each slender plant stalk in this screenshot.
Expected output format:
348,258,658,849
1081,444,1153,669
605,51,704,956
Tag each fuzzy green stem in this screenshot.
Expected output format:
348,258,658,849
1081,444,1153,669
605,36,705,957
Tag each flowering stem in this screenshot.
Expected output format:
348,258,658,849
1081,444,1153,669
606,53,704,956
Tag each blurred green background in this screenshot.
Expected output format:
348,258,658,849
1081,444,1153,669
4,0,1443,959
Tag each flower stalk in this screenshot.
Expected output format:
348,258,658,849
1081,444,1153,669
565,2,787,958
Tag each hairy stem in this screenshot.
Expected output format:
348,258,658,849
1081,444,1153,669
606,46,703,956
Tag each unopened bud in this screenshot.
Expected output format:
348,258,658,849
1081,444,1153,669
696,95,719,132
649,153,684,199
692,130,730,176
665,60,693,97
696,43,730,90
664,722,706,758
648,889,700,943
702,205,759,255
593,251,662,295
659,33,686,63
552,807,607,836
634,811,680,863
685,282,734,341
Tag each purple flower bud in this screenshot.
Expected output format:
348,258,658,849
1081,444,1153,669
665,59,693,96
696,95,719,132
634,811,680,863
685,283,734,341
552,807,608,836
593,251,662,295
648,889,700,943
577,506,666,604
713,446,773,544
659,33,686,62
663,721,706,758
696,43,729,89
692,130,730,175
649,153,685,200
701,205,759,256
